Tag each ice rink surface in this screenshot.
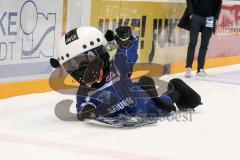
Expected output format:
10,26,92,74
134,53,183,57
0,65,240,160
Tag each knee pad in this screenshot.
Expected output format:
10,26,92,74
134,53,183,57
138,76,158,98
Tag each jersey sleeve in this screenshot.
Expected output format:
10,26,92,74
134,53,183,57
116,37,139,64
114,37,139,79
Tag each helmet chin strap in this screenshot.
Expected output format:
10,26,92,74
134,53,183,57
85,69,104,88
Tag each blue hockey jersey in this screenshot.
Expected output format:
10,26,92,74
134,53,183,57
76,38,172,117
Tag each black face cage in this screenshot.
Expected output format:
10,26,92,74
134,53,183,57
63,45,109,84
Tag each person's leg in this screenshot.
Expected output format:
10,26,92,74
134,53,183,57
137,76,158,98
186,15,201,68
197,27,213,72
138,76,176,112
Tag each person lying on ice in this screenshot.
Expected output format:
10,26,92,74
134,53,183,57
50,26,202,120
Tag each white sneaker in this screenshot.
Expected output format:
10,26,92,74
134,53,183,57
196,69,208,77
185,67,192,78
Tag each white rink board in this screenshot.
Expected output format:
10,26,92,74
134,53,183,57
0,0,62,82
0,0,90,83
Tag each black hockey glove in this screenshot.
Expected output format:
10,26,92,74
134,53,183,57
104,26,134,48
77,104,98,121
115,26,133,48
116,26,134,40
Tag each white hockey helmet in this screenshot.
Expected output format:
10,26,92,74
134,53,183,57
55,26,107,66
50,26,110,85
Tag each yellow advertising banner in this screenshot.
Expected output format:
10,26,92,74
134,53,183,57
90,0,187,66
